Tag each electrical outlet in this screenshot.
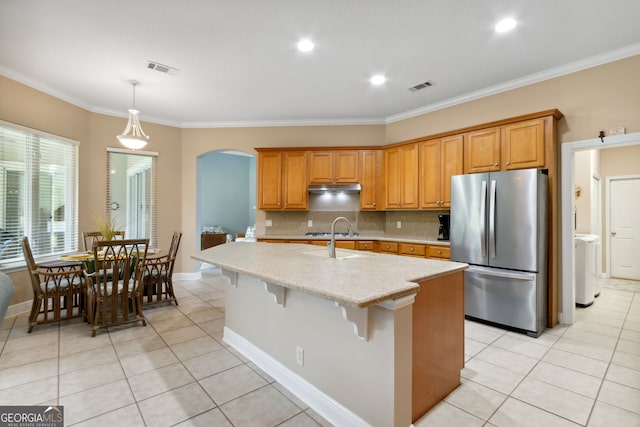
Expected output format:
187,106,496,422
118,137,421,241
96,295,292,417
308,219,313,228
265,219,272,227
396,221,402,229
609,127,626,135
296,346,304,366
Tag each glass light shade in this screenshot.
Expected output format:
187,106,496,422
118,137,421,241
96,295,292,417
117,109,149,150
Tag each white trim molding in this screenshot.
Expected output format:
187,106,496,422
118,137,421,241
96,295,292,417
223,327,371,427
560,131,640,324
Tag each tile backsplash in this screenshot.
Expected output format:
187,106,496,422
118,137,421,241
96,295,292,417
264,209,447,240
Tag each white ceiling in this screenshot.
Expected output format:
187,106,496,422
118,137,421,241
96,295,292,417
1,0,640,128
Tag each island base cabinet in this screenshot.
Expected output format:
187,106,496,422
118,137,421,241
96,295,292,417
223,273,413,427
412,271,464,422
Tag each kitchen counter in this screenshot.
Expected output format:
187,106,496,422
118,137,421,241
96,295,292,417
192,242,467,426
193,242,464,308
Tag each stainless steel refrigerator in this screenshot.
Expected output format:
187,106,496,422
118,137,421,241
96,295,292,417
450,168,548,337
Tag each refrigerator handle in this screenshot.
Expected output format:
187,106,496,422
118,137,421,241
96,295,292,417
489,179,496,259
467,265,536,281
480,180,487,258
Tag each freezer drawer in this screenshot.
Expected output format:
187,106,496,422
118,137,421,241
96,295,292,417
464,266,546,336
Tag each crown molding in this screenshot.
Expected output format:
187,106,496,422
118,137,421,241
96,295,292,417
385,42,640,124
3,43,639,129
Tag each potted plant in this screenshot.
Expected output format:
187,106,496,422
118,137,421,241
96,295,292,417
95,213,119,240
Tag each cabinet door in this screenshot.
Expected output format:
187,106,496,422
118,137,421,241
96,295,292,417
308,151,334,183
420,139,442,208
464,127,501,173
383,147,402,208
258,152,282,209
384,144,419,209
441,135,464,207
501,119,545,170
400,144,420,209
360,150,378,210
282,151,308,210
335,151,359,182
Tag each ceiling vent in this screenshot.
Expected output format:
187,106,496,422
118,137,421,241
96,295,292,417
147,61,180,76
408,81,433,92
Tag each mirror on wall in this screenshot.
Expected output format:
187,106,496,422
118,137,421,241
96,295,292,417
107,148,158,247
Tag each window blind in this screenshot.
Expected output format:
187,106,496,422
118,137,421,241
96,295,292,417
0,121,79,267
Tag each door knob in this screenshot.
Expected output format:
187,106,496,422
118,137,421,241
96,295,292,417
612,231,617,236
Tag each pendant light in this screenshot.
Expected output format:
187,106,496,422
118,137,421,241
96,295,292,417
117,80,149,150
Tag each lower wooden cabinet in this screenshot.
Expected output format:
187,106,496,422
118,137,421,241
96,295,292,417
377,241,399,254
256,238,450,260
357,241,375,251
399,243,427,258
426,245,450,260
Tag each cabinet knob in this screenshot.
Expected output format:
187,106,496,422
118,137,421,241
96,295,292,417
410,247,414,252
506,161,511,165
494,163,499,166
438,250,442,254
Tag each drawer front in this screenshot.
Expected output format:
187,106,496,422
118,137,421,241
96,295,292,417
377,241,399,253
427,245,450,259
357,241,375,251
335,240,357,250
399,243,427,257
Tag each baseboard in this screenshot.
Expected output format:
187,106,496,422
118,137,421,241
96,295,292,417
223,327,370,427
6,300,31,318
173,271,201,281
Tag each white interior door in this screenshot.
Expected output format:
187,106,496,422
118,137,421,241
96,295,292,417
609,176,640,280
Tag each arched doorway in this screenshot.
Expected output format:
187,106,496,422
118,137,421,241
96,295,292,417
196,150,256,251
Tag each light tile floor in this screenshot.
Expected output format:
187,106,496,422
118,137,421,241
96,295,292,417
0,271,638,427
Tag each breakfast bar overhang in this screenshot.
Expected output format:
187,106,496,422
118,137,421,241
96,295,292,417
193,242,467,427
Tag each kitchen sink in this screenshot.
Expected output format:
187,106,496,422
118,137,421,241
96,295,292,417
299,248,368,259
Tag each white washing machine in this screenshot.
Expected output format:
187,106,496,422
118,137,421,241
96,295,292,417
575,234,599,307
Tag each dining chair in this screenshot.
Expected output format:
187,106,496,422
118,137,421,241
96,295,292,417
82,230,125,251
84,238,149,337
22,237,85,333
142,231,182,305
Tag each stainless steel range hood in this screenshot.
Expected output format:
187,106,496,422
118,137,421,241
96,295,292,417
308,183,361,194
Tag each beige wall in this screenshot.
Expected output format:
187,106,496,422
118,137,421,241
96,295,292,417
2,54,640,308
385,55,640,144
0,75,182,305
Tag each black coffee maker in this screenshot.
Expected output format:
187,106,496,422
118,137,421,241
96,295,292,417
438,214,450,241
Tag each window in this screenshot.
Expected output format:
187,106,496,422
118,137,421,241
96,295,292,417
0,121,79,267
107,148,157,247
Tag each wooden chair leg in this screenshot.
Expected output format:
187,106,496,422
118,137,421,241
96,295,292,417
28,296,41,333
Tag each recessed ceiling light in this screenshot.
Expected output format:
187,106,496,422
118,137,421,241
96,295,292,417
495,18,517,33
297,39,314,52
370,75,386,86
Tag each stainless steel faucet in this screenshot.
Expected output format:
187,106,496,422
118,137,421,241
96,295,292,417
328,216,354,258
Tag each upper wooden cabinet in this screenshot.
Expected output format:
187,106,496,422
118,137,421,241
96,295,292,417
360,150,380,210
257,150,308,210
383,143,419,209
420,135,463,208
308,150,359,184
464,118,545,173
463,127,501,173
501,119,545,170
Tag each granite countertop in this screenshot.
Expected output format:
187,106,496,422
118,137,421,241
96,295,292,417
192,242,466,308
257,234,450,246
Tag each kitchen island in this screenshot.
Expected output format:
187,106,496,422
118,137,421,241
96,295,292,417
193,242,467,426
